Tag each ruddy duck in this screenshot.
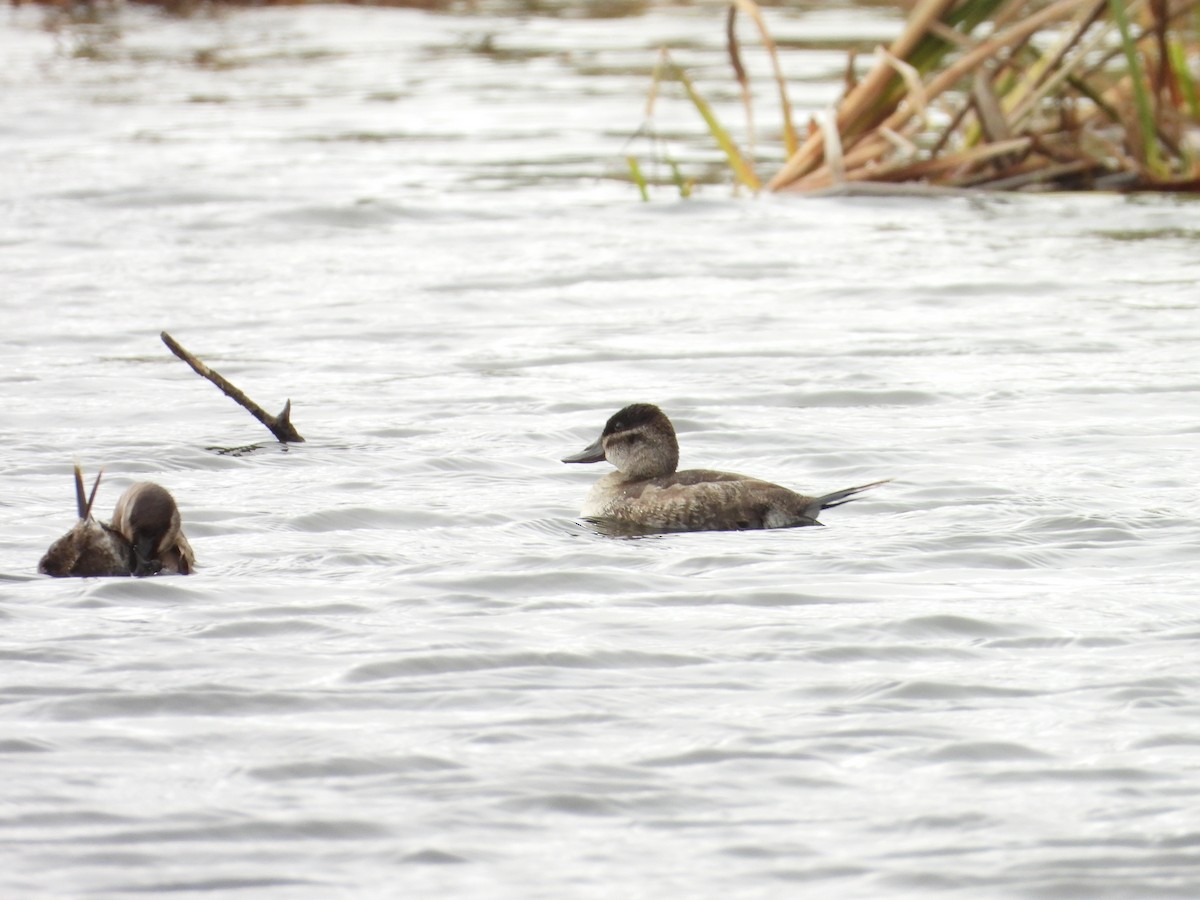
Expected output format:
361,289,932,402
562,403,887,533
111,481,194,575
39,467,194,577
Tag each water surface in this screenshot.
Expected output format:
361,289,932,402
3,4,1200,898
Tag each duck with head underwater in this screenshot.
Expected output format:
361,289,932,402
39,466,194,577
563,403,887,534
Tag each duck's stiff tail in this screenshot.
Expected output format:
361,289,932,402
73,465,103,521
817,479,891,512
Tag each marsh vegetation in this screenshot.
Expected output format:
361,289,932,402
637,0,1200,194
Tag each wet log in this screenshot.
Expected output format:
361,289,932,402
161,331,305,443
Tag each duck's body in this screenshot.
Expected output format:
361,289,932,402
578,468,868,531
564,404,885,533
39,468,194,578
39,515,135,578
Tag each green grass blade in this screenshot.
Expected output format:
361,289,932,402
666,55,761,191
1106,0,1165,175
1168,38,1199,119
667,160,693,198
626,156,651,202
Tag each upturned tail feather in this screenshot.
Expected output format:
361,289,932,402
817,479,892,511
73,465,103,520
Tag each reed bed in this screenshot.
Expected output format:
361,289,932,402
642,0,1200,194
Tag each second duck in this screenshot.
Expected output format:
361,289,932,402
562,403,887,533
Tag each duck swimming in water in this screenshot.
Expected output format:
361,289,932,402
562,403,887,533
39,467,194,577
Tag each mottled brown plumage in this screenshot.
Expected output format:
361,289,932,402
39,468,194,578
39,467,136,577
563,404,887,533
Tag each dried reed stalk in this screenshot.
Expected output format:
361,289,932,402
638,0,1200,195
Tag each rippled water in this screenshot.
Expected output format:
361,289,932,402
4,3,1200,897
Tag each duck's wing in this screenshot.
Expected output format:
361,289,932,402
658,468,750,486
614,472,798,532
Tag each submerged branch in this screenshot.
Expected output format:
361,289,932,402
161,331,305,444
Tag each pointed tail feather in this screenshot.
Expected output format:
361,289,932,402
818,478,891,511
72,465,103,521
73,466,86,519
85,470,103,520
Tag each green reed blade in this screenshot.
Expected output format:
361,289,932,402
1168,38,1199,119
627,156,650,202
1107,0,1165,175
667,56,761,191
668,159,693,198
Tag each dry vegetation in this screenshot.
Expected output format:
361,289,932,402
637,0,1200,194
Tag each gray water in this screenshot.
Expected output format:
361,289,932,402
3,3,1200,897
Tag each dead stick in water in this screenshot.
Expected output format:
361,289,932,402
160,331,305,443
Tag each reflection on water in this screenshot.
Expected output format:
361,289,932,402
3,3,1200,899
